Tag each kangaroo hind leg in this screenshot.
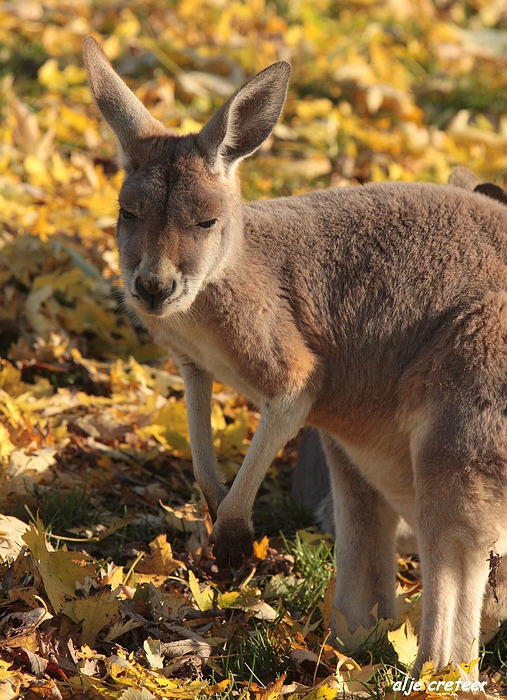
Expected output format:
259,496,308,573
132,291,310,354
321,432,399,639
408,292,507,675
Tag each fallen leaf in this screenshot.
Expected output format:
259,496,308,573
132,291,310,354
135,534,185,577
22,516,95,613
144,638,164,670
119,690,158,700
104,617,143,642
0,662,16,681
330,601,393,652
162,503,207,536
387,618,419,669
65,588,121,647
0,515,30,560
253,535,270,560
188,570,213,612
161,639,212,664
254,672,286,700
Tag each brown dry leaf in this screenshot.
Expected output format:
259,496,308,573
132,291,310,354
334,654,382,694
22,679,64,700
253,672,286,700
8,587,41,606
0,607,52,640
144,583,189,623
318,572,335,631
161,503,207,536
0,631,39,653
161,639,212,664
248,601,278,621
104,617,143,642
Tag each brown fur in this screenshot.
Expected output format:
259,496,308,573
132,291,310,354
84,36,507,675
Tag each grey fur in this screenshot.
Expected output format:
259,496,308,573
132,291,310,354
85,37,507,676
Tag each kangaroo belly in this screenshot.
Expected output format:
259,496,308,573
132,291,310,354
339,437,416,526
308,402,417,524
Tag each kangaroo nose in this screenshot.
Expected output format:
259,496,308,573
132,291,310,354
134,276,177,310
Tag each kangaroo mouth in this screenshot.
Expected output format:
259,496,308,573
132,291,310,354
134,292,186,317
130,283,200,319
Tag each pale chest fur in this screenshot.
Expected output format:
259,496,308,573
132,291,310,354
146,316,267,406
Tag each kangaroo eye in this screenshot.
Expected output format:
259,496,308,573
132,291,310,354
120,208,137,220
196,218,217,229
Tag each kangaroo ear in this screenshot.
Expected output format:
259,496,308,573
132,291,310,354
474,182,507,207
83,36,167,166
197,61,291,179
448,166,480,191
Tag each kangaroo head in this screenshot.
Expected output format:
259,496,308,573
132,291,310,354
83,36,290,318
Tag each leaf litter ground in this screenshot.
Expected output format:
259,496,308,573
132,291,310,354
2,0,507,697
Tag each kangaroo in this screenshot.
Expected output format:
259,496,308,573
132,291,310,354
84,36,507,675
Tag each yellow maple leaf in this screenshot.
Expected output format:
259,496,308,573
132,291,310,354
135,423,172,450
22,515,95,613
331,603,392,651
106,651,208,697
0,661,16,680
152,399,192,459
23,154,51,188
210,401,226,433
0,362,23,394
38,58,86,91
100,562,125,589
290,677,340,700
217,591,241,608
204,680,231,695
188,569,213,612
65,589,121,648
253,535,270,560
135,534,185,577
387,618,419,669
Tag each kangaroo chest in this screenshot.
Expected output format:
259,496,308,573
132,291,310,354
143,281,318,403
148,319,267,406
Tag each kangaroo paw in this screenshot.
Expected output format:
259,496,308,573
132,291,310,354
209,518,254,569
